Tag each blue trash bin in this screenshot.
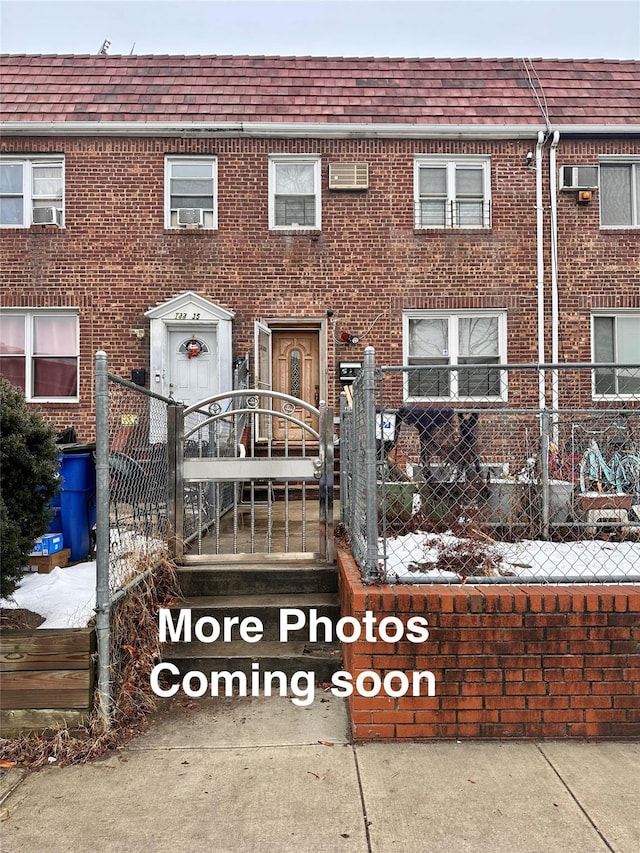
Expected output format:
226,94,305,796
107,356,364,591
48,445,96,562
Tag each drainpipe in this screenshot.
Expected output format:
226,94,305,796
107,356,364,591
535,131,546,415
549,130,561,446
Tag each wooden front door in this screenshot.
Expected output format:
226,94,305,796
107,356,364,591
271,330,320,442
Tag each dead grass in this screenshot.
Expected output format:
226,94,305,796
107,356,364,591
408,523,511,578
0,549,182,770
0,608,45,630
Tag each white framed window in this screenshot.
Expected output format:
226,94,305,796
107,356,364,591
600,158,640,228
0,157,64,228
165,156,218,229
403,310,507,401
0,311,79,401
414,155,491,229
269,155,321,230
592,312,640,397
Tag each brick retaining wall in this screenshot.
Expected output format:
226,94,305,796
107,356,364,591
338,550,640,739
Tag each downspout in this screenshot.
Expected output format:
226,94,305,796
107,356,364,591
535,130,546,414
549,130,561,446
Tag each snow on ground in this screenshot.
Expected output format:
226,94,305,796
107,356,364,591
0,561,96,629
385,532,640,582
0,527,165,631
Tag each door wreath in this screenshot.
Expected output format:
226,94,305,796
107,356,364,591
186,339,202,359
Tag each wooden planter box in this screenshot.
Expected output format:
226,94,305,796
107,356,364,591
0,627,95,737
26,547,71,574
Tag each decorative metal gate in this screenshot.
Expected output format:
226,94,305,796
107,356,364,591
173,389,334,564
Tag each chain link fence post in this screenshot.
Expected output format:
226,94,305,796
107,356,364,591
362,347,380,582
540,407,551,540
167,401,182,562
94,350,112,728
339,391,349,526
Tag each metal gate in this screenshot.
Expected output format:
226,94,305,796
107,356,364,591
173,389,334,564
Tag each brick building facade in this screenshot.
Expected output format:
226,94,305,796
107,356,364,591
1,55,639,438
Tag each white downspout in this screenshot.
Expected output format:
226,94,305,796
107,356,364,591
535,130,546,414
549,130,561,445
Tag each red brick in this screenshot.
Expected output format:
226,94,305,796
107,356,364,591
394,724,440,738
484,696,527,710
549,681,591,695
570,696,612,709
371,710,415,724
352,723,396,739
440,696,483,711
458,709,500,723
461,682,504,696
592,681,633,695
528,696,569,710
499,710,542,723
505,682,548,695
613,695,640,708
542,710,580,723
583,709,624,723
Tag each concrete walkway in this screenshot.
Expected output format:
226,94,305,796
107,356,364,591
1,693,638,853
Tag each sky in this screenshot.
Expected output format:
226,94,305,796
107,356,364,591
0,0,638,60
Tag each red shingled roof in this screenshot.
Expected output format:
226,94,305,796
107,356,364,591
1,54,639,126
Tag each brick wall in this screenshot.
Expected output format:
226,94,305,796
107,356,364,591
1,134,639,437
338,550,640,739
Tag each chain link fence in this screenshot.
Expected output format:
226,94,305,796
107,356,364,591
94,353,181,723
340,348,640,584
102,375,177,592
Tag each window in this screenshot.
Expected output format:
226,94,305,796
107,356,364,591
165,157,217,229
0,157,64,227
269,155,321,230
600,160,640,228
403,311,506,400
592,313,640,397
0,312,79,401
414,156,491,229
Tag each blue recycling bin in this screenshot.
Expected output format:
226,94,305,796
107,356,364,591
48,445,96,561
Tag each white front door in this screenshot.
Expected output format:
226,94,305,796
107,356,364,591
168,328,220,444
168,327,219,406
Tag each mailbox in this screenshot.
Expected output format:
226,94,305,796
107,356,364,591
338,361,362,384
131,368,146,387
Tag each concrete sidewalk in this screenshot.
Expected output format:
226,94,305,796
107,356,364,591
1,693,638,853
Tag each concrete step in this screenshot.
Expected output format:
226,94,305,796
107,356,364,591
177,563,338,597
169,562,343,690
162,639,343,685
170,593,340,642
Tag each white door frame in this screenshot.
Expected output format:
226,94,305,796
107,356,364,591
146,291,235,401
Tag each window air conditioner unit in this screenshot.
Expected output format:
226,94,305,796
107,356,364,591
32,206,62,226
177,208,204,227
328,163,369,191
559,166,599,191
